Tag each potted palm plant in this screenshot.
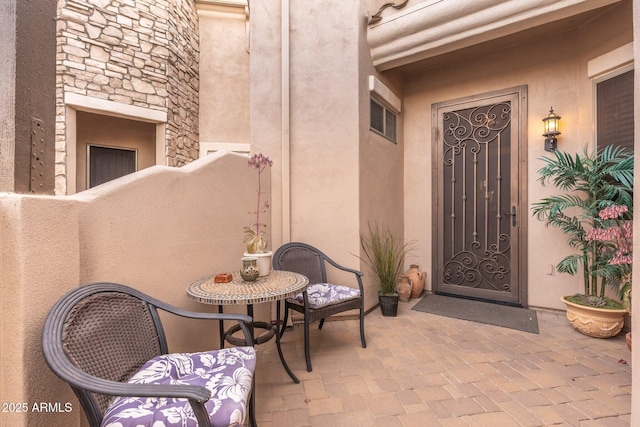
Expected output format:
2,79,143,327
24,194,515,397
531,145,633,337
359,222,414,316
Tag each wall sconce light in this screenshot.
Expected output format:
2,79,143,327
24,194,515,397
542,107,561,152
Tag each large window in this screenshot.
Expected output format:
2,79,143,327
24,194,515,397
596,69,634,152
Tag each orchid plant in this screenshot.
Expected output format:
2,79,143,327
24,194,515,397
243,153,273,254
586,204,633,312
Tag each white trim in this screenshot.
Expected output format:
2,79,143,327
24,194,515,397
196,0,247,6
196,3,247,16
199,142,250,158
64,93,167,123
367,0,622,70
282,0,291,244
368,75,401,113
587,42,634,79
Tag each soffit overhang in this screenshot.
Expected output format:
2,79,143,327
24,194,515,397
367,0,623,71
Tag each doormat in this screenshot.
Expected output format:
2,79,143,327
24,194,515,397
411,294,539,334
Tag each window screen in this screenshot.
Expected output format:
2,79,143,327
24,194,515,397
88,145,137,188
371,98,385,134
385,109,397,141
370,97,397,142
597,70,634,152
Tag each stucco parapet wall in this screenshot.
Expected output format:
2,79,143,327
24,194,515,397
367,0,622,71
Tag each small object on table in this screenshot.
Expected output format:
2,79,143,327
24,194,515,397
240,257,260,282
214,273,233,283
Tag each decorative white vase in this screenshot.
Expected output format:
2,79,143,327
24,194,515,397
244,251,272,276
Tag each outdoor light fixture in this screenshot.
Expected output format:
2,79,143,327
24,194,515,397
542,107,561,152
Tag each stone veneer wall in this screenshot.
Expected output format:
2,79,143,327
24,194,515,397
55,0,200,194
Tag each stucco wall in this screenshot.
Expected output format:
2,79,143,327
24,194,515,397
401,1,633,310
198,5,250,145
359,1,408,309
288,1,362,275
248,0,285,254
0,152,267,426
250,1,373,308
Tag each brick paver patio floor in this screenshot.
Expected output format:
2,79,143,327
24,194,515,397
253,298,631,426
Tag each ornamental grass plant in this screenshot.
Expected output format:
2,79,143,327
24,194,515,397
359,223,415,295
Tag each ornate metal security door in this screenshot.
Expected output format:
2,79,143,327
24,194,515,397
432,87,527,306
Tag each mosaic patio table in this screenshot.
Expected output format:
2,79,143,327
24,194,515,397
187,270,309,383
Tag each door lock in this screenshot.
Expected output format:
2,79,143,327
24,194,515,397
504,206,517,227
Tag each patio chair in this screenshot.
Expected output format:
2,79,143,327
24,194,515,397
41,282,257,427
272,242,366,372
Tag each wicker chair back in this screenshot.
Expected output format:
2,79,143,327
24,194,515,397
43,283,257,427
62,291,163,415
273,244,327,284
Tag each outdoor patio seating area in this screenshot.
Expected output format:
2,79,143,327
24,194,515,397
3,2,639,425
253,299,631,426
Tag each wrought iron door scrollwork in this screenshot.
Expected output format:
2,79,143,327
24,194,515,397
441,101,513,293
442,234,512,292
442,103,511,161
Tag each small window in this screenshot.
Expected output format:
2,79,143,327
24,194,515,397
596,69,634,152
87,145,137,188
370,97,397,142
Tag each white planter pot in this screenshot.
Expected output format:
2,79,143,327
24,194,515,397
244,251,272,276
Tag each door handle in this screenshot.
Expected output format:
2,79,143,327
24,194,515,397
504,206,517,227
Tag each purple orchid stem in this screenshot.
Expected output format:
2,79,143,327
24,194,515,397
248,153,273,252
255,163,263,241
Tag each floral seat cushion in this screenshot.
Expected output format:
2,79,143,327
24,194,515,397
101,347,256,427
289,283,361,309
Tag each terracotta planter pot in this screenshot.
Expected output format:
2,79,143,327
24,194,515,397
561,296,626,338
405,264,426,298
397,276,412,302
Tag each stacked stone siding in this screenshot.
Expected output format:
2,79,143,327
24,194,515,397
55,0,200,193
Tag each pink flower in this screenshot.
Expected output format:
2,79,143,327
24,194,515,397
586,204,633,267
247,153,273,171
598,204,628,220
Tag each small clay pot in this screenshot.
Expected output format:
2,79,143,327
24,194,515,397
626,332,632,352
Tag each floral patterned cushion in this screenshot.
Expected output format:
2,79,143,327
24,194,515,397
101,347,256,427
290,283,361,309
